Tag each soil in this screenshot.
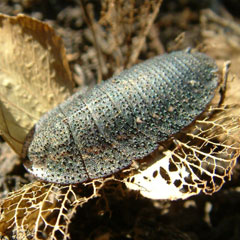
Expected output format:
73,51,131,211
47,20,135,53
1,0,240,240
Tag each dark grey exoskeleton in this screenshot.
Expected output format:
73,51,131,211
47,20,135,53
23,51,219,184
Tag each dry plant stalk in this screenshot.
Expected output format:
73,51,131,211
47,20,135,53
83,0,163,80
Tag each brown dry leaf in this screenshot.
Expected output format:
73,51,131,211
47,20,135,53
0,14,74,155
200,9,240,115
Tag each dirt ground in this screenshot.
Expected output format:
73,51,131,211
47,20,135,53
1,0,240,239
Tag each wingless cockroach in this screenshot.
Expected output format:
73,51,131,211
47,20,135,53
23,50,219,184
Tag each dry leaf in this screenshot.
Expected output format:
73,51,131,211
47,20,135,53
200,9,240,116
0,14,74,155
0,181,96,240
0,177,110,240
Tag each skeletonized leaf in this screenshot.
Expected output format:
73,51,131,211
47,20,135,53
0,14,74,155
0,179,108,239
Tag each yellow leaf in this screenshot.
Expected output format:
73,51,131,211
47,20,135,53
0,14,74,155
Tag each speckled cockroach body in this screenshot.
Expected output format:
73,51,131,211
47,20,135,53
23,50,219,184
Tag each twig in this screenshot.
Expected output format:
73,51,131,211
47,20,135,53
127,0,163,67
78,0,103,83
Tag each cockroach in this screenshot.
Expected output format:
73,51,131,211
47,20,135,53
23,50,219,184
